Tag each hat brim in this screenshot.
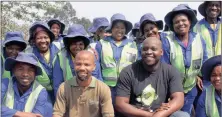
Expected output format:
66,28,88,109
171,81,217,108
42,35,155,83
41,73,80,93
5,57,42,76
140,20,164,31
29,24,55,43
48,20,65,34
201,55,221,81
4,37,27,50
106,20,133,34
88,24,109,33
63,34,90,48
164,9,197,31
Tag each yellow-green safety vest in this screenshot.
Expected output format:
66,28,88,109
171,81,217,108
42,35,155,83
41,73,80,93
1,54,11,79
206,85,220,117
3,79,44,112
53,48,73,81
25,47,53,91
166,32,203,93
193,23,221,57
100,40,138,86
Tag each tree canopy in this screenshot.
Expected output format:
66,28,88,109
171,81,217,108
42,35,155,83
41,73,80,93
1,1,92,40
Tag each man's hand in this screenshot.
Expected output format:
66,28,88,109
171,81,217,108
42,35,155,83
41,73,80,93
155,103,170,112
13,111,43,117
196,76,203,91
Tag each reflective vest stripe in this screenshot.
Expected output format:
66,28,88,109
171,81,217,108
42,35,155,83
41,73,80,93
3,79,44,112
206,85,220,117
166,32,203,93
100,40,138,86
1,54,11,78
58,49,73,81
25,47,52,91
194,23,221,57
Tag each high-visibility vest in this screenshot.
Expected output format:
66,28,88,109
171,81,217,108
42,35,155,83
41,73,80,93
52,39,64,50
166,32,203,93
1,54,11,79
100,39,138,86
3,79,44,112
206,85,220,117
55,48,74,81
25,47,53,91
193,23,221,57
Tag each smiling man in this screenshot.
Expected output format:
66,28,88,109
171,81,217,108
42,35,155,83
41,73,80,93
52,24,103,97
1,52,52,117
193,1,221,58
53,50,114,117
115,37,189,117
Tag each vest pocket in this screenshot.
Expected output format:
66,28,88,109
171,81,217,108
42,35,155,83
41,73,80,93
192,59,201,70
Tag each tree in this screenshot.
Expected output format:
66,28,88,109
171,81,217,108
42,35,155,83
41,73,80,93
1,1,92,41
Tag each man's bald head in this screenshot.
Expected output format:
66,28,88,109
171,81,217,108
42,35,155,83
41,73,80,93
141,37,163,67
74,50,96,82
142,37,162,49
75,50,95,62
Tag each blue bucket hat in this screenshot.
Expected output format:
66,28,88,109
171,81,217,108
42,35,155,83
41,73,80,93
106,13,133,34
88,17,109,33
201,55,221,81
5,52,42,76
164,4,197,31
29,21,55,44
132,22,140,30
198,1,221,17
178,4,197,16
140,13,163,31
63,24,90,49
47,18,65,34
3,31,27,50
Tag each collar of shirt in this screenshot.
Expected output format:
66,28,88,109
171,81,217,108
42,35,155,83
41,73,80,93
69,76,96,88
104,36,131,47
33,44,58,66
173,31,196,49
12,77,34,98
215,91,221,103
201,18,221,31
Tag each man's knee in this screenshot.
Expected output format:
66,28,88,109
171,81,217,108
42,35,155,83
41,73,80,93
169,111,190,117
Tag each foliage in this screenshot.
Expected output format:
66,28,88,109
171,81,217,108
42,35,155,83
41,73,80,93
1,1,92,40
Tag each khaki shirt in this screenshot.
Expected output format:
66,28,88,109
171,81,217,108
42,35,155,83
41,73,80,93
53,76,114,117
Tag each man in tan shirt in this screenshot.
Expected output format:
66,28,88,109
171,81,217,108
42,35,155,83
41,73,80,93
53,50,114,117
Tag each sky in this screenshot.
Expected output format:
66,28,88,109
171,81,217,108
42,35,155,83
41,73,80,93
71,2,204,26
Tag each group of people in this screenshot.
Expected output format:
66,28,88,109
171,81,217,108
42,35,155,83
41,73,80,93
1,1,221,117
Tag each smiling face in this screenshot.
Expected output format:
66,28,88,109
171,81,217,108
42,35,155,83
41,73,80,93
69,39,85,57
74,51,95,81
34,31,50,53
111,21,126,41
141,37,163,66
5,44,23,58
13,62,36,88
51,23,60,39
210,65,221,91
143,23,160,39
205,1,221,19
172,13,191,35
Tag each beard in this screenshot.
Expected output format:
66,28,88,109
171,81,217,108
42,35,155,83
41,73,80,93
77,75,89,81
76,71,89,81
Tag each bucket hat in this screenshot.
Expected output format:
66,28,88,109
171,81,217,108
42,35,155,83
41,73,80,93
5,52,42,76
63,24,90,49
88,17,109,33
106,13,133,34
